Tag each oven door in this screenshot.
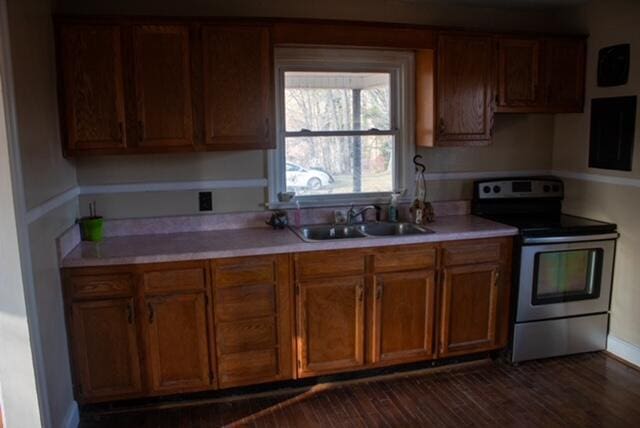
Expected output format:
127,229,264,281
516,233,617,323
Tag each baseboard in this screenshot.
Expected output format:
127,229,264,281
62,400,79,428
607,335,640,368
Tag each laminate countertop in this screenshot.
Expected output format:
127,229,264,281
61,215,518,268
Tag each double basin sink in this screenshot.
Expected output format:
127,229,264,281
292,222,434,242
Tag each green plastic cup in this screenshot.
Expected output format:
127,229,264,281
81,217,104,242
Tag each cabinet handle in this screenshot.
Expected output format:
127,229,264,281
358,284,364,302
438,118,445,134
127,302,134,324
138,120,145,142
495,270,500,285
148,302,154,323
376,282,383,300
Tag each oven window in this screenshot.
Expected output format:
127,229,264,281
532,249,603,305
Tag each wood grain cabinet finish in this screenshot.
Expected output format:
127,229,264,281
202,25,274,149
496,36,585,113
439,263,501,357
297,276,366,377
132,25,194,147
212,255,293,388
372,270,436,363
497,38,542,111
59,25,126,151
436,33,494,146
543,38,585,112
69,298,142,401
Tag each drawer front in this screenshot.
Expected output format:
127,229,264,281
217,349,279,388
143,268,206,294
442,240,503,266
216,317,277,354
215,283,275,322
373,245,437,273
70,274,133,299
295,251,366,280
215,257,276,288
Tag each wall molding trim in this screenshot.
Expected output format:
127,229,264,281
553,170,640,189
80,178,269,195
25,186,80,224
607,335,640,368
424,169,550,181
62,400,79,428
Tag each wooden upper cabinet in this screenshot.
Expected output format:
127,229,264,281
70,298,142,401
439,263,501,357
297,276,366,377
59,25,126,151
144,292,212,393
132,25,193,147
202,25,274,149
544,38,585,112
497,38,542,111
372,270,436,363
436,33,494,146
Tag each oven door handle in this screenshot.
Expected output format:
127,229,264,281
522,233,619,245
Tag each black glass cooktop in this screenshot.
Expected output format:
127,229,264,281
482,213,617,237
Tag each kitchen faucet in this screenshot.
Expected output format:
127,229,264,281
347,205,376,225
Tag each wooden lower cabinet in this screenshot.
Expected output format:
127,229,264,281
63,237,512,404
69,298,142,401
439,263,501,357
212,255,293,388
297,276,366,377
372,270,436,363
144,292,211,393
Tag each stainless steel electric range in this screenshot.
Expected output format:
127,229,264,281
472,177,618,363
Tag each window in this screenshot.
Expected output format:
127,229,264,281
269,48,414,206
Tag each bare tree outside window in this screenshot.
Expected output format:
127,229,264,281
284,72,394,195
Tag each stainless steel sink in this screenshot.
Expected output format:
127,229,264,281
295,224,367,241
292,222,434,242
357,222,434,237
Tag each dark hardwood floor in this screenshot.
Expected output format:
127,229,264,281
81,352,640,427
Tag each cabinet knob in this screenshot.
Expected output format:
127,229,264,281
376,283,383,300
358,284,364,302
148,302,155,323
126,302,134,324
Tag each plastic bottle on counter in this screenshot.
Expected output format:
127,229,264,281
388,193,399,222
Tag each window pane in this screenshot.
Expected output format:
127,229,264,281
534,249,601,302
285,136,393,196
284,72,391,132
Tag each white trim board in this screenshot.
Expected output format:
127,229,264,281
25,186,80,224
607,335,640,368
553,170,640,189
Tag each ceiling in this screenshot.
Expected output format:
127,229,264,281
402,0,588,9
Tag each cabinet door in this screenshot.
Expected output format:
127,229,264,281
439,264,500,357
544,38,585,112
132,25,194,147
145,293,211,393
297,276,365,377
436,34,494,145
372,270,436,364
70,298,142,401
202,25,273,149
60,25,126,151
497,38,542,110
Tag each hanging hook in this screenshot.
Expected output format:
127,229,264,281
413,154,426,174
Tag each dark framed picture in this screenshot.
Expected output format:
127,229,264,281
589,96,636,171
597,44,630,87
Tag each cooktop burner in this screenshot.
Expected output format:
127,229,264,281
482,213,617,237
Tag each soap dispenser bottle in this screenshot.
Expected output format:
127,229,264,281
388,192,400,222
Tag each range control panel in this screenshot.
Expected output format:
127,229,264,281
475,178,563,199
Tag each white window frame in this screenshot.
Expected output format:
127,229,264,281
267,47,415,208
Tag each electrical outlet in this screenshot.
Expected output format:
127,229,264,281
199,192,213,211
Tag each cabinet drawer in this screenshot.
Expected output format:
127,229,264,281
215,283,275,322
373,245,437,272
214,257,276,288
442,240,503,266
217,349,279,388
142,268,206,293
69,274,133,299
295,250,366,280
216,317,277,354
